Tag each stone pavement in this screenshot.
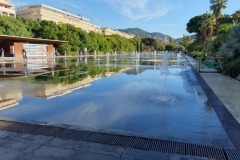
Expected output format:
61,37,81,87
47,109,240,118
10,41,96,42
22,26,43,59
0,130,208,160
200,73,240,124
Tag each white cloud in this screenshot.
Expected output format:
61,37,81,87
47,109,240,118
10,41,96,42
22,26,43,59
104,0,170,20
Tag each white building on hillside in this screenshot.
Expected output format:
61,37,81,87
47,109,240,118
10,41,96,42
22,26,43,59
0,0,15,17
16,4,101,33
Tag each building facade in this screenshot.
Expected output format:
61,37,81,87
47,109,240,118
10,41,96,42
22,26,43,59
16,4,101,33
0,0,15,17
101,28,135,39
0,35,66,57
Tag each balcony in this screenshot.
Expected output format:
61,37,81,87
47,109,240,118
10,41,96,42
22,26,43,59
0,6,15,15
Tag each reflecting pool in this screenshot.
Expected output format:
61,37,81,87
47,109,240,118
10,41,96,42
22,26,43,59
0,54,234,148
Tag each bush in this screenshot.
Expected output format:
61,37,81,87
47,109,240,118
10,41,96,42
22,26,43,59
223,58,240,78
236,74,240,81
189,51,203,59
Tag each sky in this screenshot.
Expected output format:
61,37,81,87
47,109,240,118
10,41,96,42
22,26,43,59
12,0,240,39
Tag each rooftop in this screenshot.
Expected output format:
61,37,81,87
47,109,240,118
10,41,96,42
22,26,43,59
0,35,67,44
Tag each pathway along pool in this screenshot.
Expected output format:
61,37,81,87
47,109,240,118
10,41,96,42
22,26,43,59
0,67,234,148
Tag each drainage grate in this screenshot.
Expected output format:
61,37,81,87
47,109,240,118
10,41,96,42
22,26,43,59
115,136,139,148
186,143,226,160
225,149,240,160
133,137,151,150
87,133,120,145
0,120,240,160
149,139,181,154
114,135,151,150
57,129,92,141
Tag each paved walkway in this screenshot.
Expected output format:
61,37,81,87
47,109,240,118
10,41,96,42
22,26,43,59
200,73,240,124
0,130,207,160
1,55,240,160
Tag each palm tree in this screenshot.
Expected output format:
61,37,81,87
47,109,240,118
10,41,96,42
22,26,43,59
210,0,228,25
199,13,216,43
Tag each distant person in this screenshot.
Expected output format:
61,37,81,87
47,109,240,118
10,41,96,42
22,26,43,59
55,50,59,56
77,50,80,56
22,49,27,59
0,48,4,57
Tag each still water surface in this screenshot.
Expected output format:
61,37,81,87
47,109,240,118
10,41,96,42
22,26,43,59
0,64,233,148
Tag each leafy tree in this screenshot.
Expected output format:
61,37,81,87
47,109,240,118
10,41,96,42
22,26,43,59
187,40,204,53
0,15,32,36
219,25,240,59
186,15,203,36
232,10,240,25
218,15,233,25
141,38,164,51
37,20,59,39
165,44,176,51
0,16,140,54
19,18,40,37
179,35,192,51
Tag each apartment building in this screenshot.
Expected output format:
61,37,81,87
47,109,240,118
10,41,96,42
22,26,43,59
16,4,101,33
101,28,135,39
0,0,15,17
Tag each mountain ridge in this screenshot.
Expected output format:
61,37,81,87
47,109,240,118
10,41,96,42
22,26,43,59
118,28,172,43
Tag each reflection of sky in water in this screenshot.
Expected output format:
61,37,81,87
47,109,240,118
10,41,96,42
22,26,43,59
0,68,231,147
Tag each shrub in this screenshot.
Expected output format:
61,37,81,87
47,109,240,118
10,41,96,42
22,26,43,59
236,74,240,81
223,58,240,78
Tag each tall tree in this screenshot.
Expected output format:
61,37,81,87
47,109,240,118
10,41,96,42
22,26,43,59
210,0,228,25
179,35,192,51
186,15,203,35
200,13,215,43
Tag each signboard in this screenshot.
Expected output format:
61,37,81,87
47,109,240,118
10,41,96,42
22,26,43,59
23,44,48,57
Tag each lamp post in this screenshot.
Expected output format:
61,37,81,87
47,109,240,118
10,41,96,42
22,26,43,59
66,14,70,43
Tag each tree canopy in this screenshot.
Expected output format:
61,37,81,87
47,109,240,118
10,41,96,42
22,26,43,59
0,16,145,54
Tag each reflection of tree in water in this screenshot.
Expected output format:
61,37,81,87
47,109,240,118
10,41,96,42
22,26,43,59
35,61,122,84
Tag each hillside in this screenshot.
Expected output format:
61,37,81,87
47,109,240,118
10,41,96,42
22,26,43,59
118,28,172,42
175,34,196,43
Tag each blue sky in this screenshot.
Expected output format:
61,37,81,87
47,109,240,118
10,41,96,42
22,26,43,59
12,0,240,38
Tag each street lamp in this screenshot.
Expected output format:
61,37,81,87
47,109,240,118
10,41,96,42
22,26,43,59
67,14,70,43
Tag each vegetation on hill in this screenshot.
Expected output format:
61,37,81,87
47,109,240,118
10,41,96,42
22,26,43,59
185,0,240,80
119,28,171,43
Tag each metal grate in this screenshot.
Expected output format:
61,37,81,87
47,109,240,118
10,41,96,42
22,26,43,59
87,133,120,145
149,139,181,154
57,129,92,141
0,120,240,160
225,149,240,160
115,136,138,148
186,143,226,160
133,137,151,150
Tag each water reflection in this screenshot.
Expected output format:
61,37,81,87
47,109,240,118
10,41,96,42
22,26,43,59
0,83,22,110
0,54,231,147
